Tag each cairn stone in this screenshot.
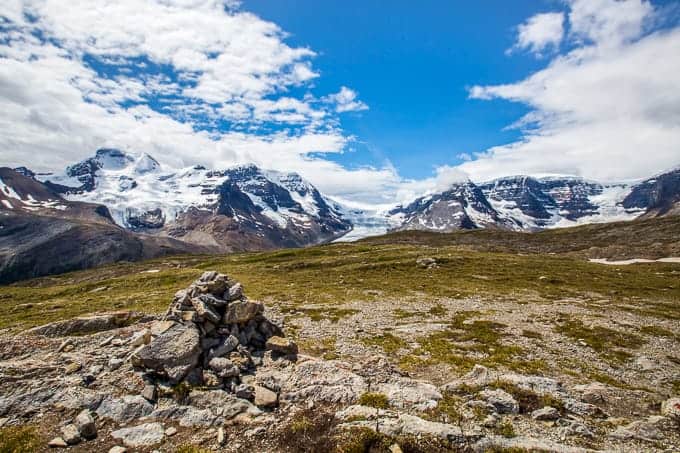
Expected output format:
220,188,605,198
132,272,296,399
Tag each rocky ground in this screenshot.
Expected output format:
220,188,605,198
0,269,679,452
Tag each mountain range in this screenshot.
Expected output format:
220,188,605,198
1,148,679,282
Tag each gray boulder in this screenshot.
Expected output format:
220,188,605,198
479,389,519,414
111,422,165,448
223,300,264,324
96,395,153,423
132,323,201,383
74,409,97,439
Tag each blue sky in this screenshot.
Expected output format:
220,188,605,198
1,0,679,205
245,0,546,179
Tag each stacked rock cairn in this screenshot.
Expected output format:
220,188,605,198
132,271,298,399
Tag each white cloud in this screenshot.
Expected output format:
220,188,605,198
511,12,564,55
464,0,679,183
0,0,391,204
325,86,369,113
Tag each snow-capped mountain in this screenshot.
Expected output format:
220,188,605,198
375,168,680,235
38,149,352,251
388,181,516,232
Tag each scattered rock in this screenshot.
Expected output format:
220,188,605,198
416,257,438,269
96,395,154,423
74,409,97,439
111,422,165,448
60,424,81,445
479,389,519,414
28,311,139,337
141,385,157,402
108,447,127,453
609,418,663,441
265,336,298,355
165,426,177,437
573,382,608,404
441,364,496,392
531,406,559,421
254,385,278,408
217,427,226,445
47,437,68,448
661,397,680,418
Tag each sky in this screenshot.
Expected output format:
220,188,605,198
1,0,679,207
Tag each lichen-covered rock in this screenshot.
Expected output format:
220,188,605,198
111,422,165,448
265,336,298,355
661,397,680,418
74,409,97,439
96,395,153,423
132,323,201,383
223,300,264,324
479,389,519,414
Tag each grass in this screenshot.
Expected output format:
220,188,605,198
297,336,339,360
362,332,408,354
494,420,517,438
1,232,679,331
489,380,565,414
0,426,42,453
358,392,389,409
554,318,644,363
400,311,540,374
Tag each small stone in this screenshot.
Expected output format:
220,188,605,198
208,357,239,377
209,335,239,359
223,300,264,324
191,298,221,324
65,362,82,374
99,335,115,346
108,358,124,370
389,444,403,453
130,329,151,346
61,424,81,445
203,371,222,388
180,310,198,322
235,384,255,400
217,427,226,445
165,427,177,437
108,447,127,453
479,389,519,414
48,437,68,448
265,336,298,355
75,409,97,439
661,397,680,418
57,339,73,352
111,422,165,448
482,414,498,428
226,283,243,301
142,385,157,402
254,385,278,408
532,406,559,421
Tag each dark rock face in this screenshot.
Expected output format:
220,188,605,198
623,168,680,217
390,181,513,232
126,208,165,230
481,176,557,222
66,148,134,192
539,178,602,220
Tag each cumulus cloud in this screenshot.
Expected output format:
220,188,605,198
325,86,369,113
464,0,680,183
0,0,392,203
510,12,564,55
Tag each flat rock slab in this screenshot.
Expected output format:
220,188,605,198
132,323,201,382
111,422,165,448
26,312,138,337
96,395,153,423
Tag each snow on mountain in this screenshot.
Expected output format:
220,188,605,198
40,150,350,242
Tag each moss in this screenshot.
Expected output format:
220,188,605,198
639,325,675,337
554,318,644,363
494,420,517,438
362,333,407,354
297,336,338,359
489,380,564,414
358,392,389,409
0,426,41,453
335,427,390,453
428,304,447,316
521,329,542,339
393,308,420,319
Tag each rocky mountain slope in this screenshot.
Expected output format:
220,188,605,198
385,168,680,233
39,149,351,251
0,168,211,284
